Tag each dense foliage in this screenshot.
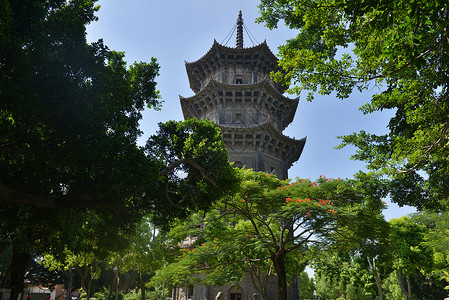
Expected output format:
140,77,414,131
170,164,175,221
0,0,237,297
157,169,386,300
3,0,448,298
257,0,449,210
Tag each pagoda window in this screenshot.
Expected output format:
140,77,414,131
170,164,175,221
235,76,243,84
235,112,242,123
218,110,225,124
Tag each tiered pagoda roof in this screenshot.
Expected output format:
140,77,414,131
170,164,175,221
180,78,299,131
185,40,288,94
219,121,306,169
179,11,306,180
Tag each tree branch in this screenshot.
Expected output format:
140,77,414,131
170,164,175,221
160,157,218,188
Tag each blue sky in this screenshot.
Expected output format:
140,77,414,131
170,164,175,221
86,0,415,220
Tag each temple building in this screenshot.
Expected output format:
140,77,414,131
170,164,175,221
180,11,306,180
174,11,305,300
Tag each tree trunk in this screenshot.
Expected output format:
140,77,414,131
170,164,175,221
115,269,120,300
2,241,32,300
65,267,73,300
397,269,411,300
367,256,383,300
139,270,145,300
406,274,412,300
248,265,268,300
88,278,92,300
77,265,92,299
271,251,287,300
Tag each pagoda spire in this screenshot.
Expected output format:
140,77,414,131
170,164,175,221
236,10,243,48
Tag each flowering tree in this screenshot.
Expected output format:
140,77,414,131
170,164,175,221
160,169,387,300
257,0,449,210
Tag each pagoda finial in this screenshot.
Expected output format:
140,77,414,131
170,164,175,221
236,10,243,49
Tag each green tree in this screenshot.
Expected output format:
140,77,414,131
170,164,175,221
389,217,432,300
257,0,449,210
1,0,161,210
145,118,238,229
160,212,280,300
0,0,237,297
40,209,135,299
297,271,315,300
161,169,386,300
314,251,375,300
414,211,449,274
311,214,446,300
119,217,172,300
412,211,449,299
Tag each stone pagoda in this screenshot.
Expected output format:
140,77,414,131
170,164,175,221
180,11,306,180
174,12,304,299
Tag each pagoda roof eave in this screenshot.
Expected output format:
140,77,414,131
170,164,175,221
185,39,278,67
185,40,284,93
180,79,299,129
218,121,307,168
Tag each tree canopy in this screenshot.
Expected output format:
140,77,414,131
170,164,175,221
0,0,237,228
257,0,449,210
0,0,238,297
1,0,160,210
158,169,387,300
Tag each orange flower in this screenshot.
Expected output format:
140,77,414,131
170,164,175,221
286,197,293,203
